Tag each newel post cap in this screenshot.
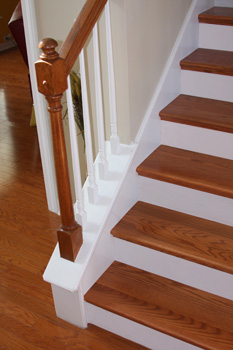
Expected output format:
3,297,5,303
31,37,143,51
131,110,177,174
35,38,68,96
39,38,59,62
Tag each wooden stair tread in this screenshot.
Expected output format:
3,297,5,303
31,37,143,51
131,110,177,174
199,7,233,26
85,262,233,350
180,48,233,76
136,145,233,199
78,325,148,350
159,94,233,133
111,201,233,274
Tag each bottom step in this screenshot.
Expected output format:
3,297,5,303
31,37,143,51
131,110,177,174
85,262,233,350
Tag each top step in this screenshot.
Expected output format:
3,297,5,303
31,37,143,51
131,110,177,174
199,7,233,26
180,48,233,76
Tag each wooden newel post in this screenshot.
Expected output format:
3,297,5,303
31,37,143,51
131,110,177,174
35,38,83,262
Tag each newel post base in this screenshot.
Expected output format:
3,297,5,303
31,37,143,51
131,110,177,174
57,224,83,262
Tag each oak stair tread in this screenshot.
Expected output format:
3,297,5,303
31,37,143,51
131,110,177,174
136,145,233,199
111,201,233,274
199,6,233,26
180,48,233,76
159,94,233,133
85,261,233,350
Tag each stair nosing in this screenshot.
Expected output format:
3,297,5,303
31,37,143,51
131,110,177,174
180,48,233,77
198,6,233,26
159,94,233,134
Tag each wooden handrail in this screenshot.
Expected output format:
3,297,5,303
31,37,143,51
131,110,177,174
60,0,107,76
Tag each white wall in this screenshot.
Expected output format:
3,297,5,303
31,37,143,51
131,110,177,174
112,0,192,142
34,0,85,45
34,0,193,145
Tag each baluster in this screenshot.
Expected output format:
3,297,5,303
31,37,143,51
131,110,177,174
66,76,87,227
93,23,108,180
35,38,83,262
79,49,98,204
105,1,120,155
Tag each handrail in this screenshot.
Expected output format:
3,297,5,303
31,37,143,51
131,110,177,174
35,0,108,262
60,0,107,76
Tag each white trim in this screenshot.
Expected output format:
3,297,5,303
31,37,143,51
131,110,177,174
93,23,109,180
105,1,120,155
80,49,99,204
44,143,137,293
52,284,87,328
21,0,59,213
66,76,87,227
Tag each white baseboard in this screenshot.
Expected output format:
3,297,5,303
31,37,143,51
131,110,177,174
0,41,16,52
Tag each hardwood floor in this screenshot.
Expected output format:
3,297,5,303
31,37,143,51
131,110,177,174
0,48,144,349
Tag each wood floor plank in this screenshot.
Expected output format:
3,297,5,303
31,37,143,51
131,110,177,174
85,262,233,350
180,48,233,76
136,145,233,199
76,324,149,350
111,201,233,274
0,328,43,350
159,94,233,133
199,6,233,26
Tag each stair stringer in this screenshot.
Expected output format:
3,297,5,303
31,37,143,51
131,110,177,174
44,0,218,334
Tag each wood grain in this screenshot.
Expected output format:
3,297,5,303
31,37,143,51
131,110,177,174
111,201,233,274
36,39,83,261
136,145,233,199
85,261,233,350
199,7,233,26
180,48,233,76
159,94,233,133
0,46,147,350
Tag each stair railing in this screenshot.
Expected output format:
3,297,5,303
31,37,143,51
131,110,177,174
35,0,120,262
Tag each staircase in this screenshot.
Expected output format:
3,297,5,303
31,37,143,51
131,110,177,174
84,7,233,350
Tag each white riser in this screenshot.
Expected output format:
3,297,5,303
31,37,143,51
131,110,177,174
138,176,233,226
86,303,201,350
215,0,233,7
181,71,233,102
199,23,233,51
161,121,233,160
114,238,233,301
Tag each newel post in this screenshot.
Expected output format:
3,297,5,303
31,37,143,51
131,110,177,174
35,38,83,262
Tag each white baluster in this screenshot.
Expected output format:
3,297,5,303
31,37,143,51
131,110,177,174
80,49,98,204
93,23,109,180
66,76,87,227
105,1,120,155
